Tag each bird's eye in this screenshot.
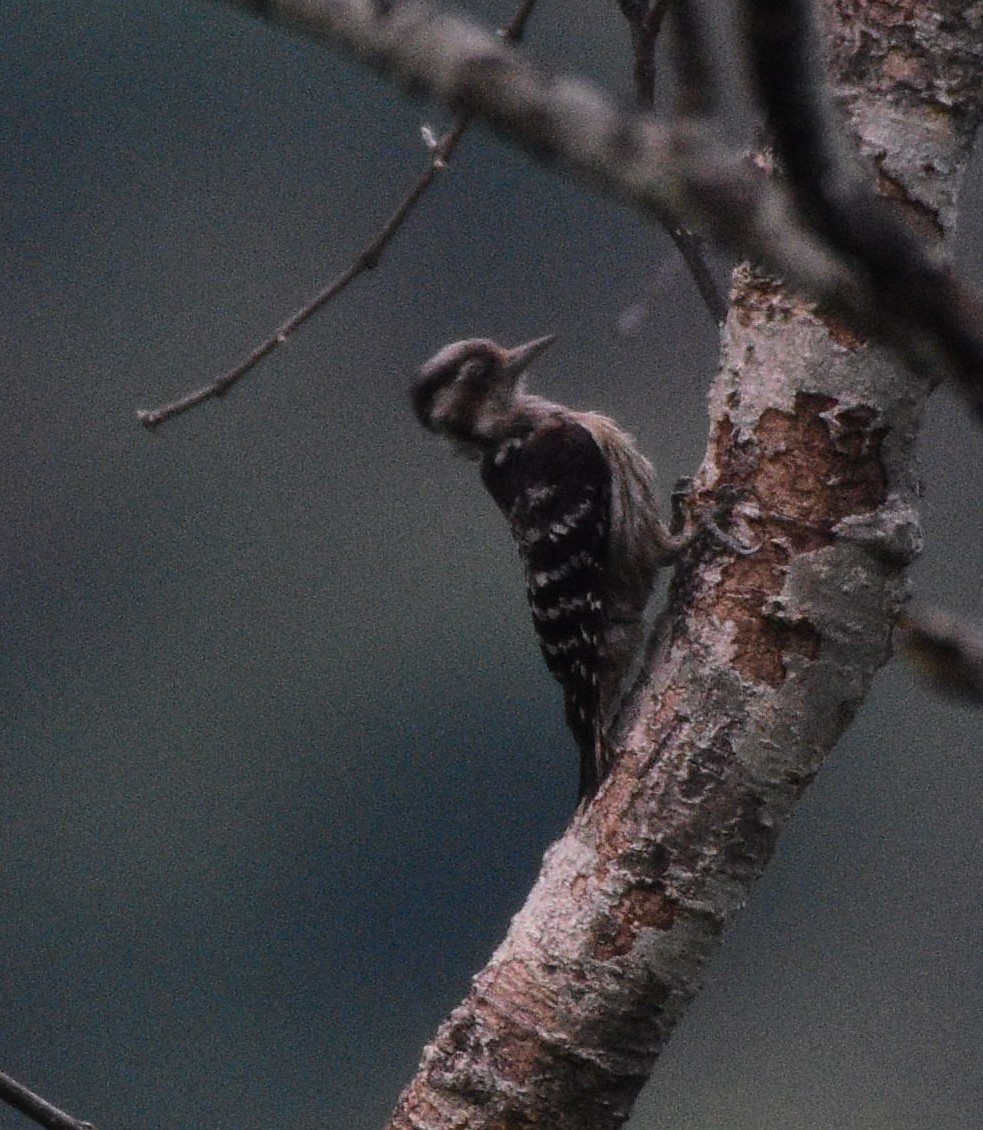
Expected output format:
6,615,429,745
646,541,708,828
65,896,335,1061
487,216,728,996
460,356,494,385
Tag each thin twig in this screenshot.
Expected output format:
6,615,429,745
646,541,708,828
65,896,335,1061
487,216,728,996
0,1071,95,1130
666,0,717,119
136,0,541,429
618,0,671,108
137,118,465,428
665,224,728,325
615,0,727,326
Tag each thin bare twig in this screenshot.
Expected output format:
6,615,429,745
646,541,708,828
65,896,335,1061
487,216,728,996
617,0,671,108
136,0,540,429
0,1070,95,1130
664,224,727,325
615,0,727,326
137,120,464,428
666,0,717,119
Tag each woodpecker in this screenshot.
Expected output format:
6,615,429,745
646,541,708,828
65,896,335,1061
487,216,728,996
412,336,691,801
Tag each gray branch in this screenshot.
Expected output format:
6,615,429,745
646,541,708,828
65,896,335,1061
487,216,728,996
216,2,856,315
220,0,983,414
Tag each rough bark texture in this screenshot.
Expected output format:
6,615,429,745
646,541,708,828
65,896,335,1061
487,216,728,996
827,0,983,238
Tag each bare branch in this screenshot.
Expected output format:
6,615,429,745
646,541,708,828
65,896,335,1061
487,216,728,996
615,0,671,109
664,223,727,325
614,0,726,325
136,128,459,428
205,0,983,415
136,0,541,428
0,1070,94,1130
665,0,717,119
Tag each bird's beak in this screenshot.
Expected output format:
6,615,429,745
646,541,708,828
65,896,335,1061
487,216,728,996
501,334,556,378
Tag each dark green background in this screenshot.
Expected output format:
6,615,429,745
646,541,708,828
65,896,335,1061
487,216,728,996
3,3,982,1128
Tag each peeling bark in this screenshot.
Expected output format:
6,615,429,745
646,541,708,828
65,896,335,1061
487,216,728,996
827,0,983,235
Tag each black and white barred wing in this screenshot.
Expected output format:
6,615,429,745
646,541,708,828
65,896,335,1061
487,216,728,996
481,419,612,800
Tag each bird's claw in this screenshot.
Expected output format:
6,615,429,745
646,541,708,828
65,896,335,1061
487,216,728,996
702,484,757,556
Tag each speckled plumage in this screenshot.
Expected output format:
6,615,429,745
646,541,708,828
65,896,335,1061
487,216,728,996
413,336,681,801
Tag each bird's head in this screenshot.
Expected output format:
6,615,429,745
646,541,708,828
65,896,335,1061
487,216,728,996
411,335,555,455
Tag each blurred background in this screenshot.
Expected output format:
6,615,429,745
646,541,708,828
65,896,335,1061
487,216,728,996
2,2,982,1128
